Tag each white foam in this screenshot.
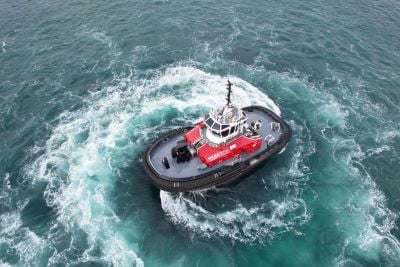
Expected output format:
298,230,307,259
160,191,309,243
141,67,281,116
27,85,142,264
358,188,400,254
0,212,48,266
316,99,349,129
366,145,391,156
287,121,315,178
375,130,399,143
0,173,11,204
329,134,400,262
334,184,400,265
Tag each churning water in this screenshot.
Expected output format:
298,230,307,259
1,0,400,266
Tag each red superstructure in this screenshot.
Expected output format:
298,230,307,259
184,124,202,146
184,122,262,167
198,135,262,167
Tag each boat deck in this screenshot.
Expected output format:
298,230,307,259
147,107,284,181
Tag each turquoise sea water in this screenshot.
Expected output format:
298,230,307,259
1,0,400,266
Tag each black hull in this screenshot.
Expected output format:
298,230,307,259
142,106,291,192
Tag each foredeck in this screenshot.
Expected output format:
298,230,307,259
147,107,284,181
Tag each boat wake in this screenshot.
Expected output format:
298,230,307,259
17,65,281,265
160,190,310,243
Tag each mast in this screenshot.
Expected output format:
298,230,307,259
226,80,233,106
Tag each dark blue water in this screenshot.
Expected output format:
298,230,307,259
1,0,400,266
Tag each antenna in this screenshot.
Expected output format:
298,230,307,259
226,80,233,106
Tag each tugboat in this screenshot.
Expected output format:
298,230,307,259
143,80,291,192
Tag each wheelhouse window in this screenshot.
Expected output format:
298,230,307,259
205,117,213,128
212,121,221,131
221,124,229,130
221,129,229,137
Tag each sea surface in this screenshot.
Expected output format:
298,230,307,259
1,0,400,266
